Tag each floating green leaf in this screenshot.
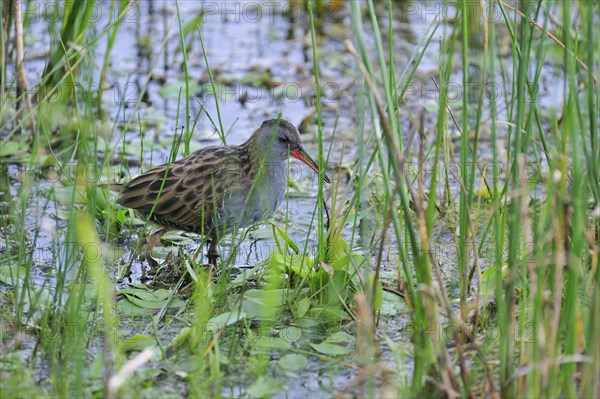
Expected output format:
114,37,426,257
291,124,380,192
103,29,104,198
208,310,247,327
277,353,308,371
0,264,26,286
309,342,352,356
247,376,282,398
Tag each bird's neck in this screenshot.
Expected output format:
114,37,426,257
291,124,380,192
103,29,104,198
239,139,286,185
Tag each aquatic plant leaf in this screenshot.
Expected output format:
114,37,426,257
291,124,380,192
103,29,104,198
117,298,151,316
247,376,282,398
379,291,406,316
254,336,292,351
309,342,352,356
118,286,185,312
120,286,170,301
279,326,302,343
44,186,88,205
158,80,201,99
167,327,192,351
249,225,275,240
310,270,353,306
325,331,354,344
295,297,310,318
307,306,350,321
239,69,273,86
325,234,349,266
277,354,308,371
161,231,197,246
331,252,365,272
269,252,312,278
122,334,156,352
241,289,285,318
273,224,300,254
230,264,263,286
480,264,509,304
0,140,27,157
0,264,26,286
208,310,247,327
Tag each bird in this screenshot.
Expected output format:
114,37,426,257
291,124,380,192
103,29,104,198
117,118,330,265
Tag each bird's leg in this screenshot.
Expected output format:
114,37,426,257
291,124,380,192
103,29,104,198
207,240,219,265
141,228,166,268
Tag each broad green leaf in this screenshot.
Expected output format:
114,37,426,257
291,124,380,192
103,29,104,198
118,286,185,312
268,252,312,278
325,234,349,265
117,298,151,316
325,331,354,344
253,336,291,351
230,264,263,286
44,186,87,204
0,140,27,157
158,80,201,99
380,290,406,316
295,297,310,318
277,354,308,371
241,289,285,318
293,318,319,329
309,342,352,356
249,226,275,240
208,310,247,327
119,286,171,302
273,224,300,254
122,334,155,352
279,326,302,343
0,264,26,286
121,294,185,310
331,252,365,272
307,306,350,321
310,270,353,306
247,376,282,398
481,265,508,303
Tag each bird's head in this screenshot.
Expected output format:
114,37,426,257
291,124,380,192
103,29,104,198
251,119,330,183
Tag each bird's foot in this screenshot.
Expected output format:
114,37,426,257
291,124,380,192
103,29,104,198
207,253,219,266
207,240,220,266
140,229,167,270
140,251,159,269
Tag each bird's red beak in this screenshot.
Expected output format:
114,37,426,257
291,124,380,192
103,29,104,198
291,148,331,183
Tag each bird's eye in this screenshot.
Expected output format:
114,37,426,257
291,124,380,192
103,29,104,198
278,136,289,144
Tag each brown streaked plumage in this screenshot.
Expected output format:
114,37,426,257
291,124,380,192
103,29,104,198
118,119,330,264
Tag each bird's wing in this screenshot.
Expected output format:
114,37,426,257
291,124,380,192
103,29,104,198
118,147,240,233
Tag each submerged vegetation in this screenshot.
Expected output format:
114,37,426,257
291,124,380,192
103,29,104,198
1,0,598,397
